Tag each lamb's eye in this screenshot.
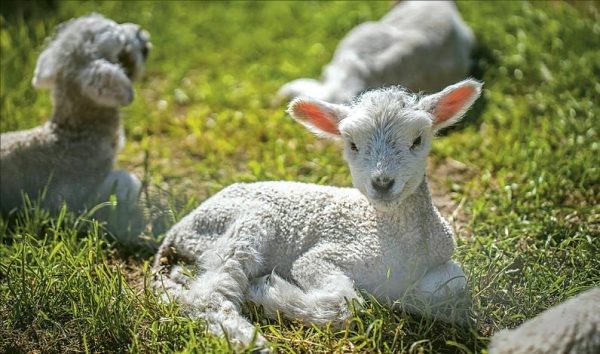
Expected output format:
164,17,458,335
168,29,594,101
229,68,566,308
350,142,359,152
410,136,422,150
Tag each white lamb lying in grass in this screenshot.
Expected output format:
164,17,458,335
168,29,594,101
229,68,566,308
153,79,483,349
488,287,600,354
0,14,150,234
278,1,475,104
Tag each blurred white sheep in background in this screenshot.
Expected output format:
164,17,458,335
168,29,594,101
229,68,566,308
278,1,475,104
0,14,150,237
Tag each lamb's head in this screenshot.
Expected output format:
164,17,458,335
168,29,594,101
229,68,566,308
32,13,151,108
289,79,482,210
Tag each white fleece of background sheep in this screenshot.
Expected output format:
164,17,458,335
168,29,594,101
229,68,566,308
278,1,475,103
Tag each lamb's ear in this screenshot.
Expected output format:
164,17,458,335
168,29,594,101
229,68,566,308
32,45,60,89
79,59,134,107
419,79,482,133
287,97,349,138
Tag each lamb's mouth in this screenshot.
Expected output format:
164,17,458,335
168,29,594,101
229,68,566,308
368,192,402,206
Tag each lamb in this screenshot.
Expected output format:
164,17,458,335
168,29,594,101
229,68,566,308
488,287,600,354
0,14,150,234
153,78,482,349
278,1,475,104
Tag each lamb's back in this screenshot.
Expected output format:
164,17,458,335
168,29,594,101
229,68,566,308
0,123,116,213
173,181,374,244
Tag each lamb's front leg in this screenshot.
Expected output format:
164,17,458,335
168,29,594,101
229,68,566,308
408,260,468,322
416,260,466,300
247,255,361,329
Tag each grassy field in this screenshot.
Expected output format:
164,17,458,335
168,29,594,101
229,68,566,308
1,1,599,353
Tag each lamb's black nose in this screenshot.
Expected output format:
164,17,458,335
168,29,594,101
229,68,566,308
372,177,395,193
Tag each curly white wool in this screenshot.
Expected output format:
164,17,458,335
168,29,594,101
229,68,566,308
153,79,482,350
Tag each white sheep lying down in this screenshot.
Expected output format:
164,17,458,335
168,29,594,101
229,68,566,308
0,14,150,232
278,1,475,104
488,287,600,354
153,79,482,349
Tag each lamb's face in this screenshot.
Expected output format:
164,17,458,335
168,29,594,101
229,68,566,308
339,92,433,208
32,14,151,107
116,23,151,81
289,79,482,211
66,15,150,80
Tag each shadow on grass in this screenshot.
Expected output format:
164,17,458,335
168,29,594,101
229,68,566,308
0,0,58,21
0,182,194,261
243,291,488,353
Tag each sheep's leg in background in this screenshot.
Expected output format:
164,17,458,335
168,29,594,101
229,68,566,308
95,170,142,239
247,254,361,328
276,78,326,102
174,223,268,349
98,170,141,208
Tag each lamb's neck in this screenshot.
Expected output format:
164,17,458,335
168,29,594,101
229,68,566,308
50,87,122,139
375,178,439,225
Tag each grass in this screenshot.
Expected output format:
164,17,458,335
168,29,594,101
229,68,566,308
1,1,599,353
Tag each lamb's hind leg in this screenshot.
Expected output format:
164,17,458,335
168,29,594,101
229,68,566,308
247,254,361,329
176,224,269,349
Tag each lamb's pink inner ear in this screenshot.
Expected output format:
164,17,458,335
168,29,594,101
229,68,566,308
433,85,476,125
294,101,340,135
